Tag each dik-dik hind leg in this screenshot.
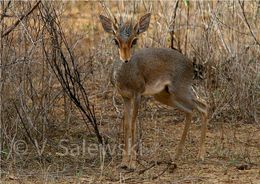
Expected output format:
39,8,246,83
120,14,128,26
173,97,194,160
154,89,194,160
175,112,192,160
174,93,208,161
193,97,208,160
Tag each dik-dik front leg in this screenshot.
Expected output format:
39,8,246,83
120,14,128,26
129,94,141,169
121,95,141,169
121,97,131,167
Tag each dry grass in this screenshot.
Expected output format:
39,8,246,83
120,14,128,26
1,1,259,183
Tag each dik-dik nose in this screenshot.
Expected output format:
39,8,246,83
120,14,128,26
119,49,131,63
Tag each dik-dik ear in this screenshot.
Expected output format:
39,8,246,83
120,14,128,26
134,13,151,34
99,15,117,34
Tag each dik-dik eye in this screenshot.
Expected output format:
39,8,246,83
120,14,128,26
113,38,120,47
131,38,138,48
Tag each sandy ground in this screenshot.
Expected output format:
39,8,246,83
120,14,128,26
2,109,259,183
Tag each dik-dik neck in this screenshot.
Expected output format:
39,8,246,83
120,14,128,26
111,59,146,97
111,59,124,86
111,59,142,87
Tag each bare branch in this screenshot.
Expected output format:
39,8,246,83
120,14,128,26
169,0,179,50
0,0,11,23
1,0,41,38
40,4,104,145
238,0,260,46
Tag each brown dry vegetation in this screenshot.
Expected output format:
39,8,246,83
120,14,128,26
0,1,259,184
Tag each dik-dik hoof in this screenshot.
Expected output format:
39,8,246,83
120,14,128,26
197,149,206,161
128,160,137,170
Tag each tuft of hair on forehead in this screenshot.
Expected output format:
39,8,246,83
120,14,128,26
118,20,134,41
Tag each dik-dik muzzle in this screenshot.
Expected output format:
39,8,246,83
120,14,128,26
99,13,151,63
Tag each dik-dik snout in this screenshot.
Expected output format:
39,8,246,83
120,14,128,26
113,36,138,62
99,13,151,63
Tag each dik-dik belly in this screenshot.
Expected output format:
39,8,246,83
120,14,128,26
142,79,171,95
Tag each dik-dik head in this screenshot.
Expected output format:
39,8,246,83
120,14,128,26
99,13,151,63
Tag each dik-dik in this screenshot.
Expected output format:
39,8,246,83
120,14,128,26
100,13,208,170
